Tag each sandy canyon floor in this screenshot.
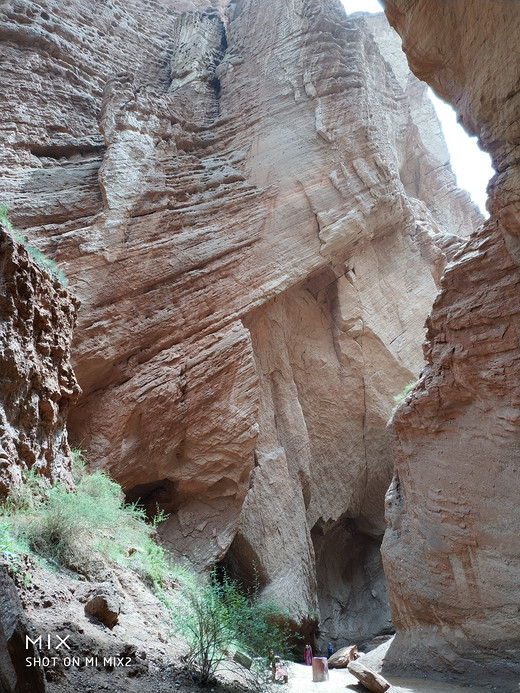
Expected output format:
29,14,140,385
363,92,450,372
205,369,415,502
285,662,498,693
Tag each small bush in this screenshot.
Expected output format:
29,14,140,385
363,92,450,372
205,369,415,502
0,203,15,233
0,463,171,590
392,380,415,412
71,446,87,482
1,467,51,515
0,522,21,570
0,203,68,286
176,568,294,688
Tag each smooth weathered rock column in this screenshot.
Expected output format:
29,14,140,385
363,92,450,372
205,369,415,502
221,3,480,643
380,0,520,687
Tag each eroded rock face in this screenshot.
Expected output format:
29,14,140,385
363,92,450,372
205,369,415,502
381,0,520,686
0,0,480,645
0,225,80,494
0,561,46,693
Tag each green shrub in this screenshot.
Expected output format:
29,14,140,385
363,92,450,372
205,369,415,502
0,522,21,569
0,463,171,590
0,203,68,286
176,568,294,687
71,446,87,482
392,380,415,412
0,203,15,233
0,510,33,582
1,464,298,690
1,467,51,515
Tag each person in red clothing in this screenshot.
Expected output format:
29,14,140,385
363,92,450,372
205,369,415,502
304,643,313,666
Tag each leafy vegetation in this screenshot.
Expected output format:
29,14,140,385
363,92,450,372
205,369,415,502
0,203,68,286
0,522,22,571
0,455,297,691
0,203,15,233
176,568,294,687
0,458,171,591
392,380,415,412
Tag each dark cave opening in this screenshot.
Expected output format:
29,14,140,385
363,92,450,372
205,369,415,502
217,531,268,592
311,515,394,650
124,477,179,522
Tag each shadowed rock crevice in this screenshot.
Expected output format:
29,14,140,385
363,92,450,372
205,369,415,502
311,515,392,649
218,532,268,591
125,478,180,520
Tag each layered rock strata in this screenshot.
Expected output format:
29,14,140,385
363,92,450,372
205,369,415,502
0,0,480,645
381,0,520,686
0,224,80,495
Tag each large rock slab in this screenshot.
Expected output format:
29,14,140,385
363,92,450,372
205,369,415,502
381,0,520,687
347,659,390,693
328,645,358,669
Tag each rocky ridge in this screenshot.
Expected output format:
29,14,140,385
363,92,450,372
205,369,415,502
381,0,520,688
0,0,481,651
0,223,80,496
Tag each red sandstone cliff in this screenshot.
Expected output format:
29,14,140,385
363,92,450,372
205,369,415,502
0,0,482,648
0,223,79,495
381,0,520,687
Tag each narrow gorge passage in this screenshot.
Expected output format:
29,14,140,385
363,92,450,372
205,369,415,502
1,0,480,647
2,1,515,691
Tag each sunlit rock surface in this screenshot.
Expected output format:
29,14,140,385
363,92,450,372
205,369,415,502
381,0,520,687
0,0,480,644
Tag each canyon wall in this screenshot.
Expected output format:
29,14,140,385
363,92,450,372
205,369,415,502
0,223,79,495
381,0,520,687
0,0,480,647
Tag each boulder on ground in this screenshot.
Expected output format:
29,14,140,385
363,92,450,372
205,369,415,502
84,591,121,628
76,582,123,628
328,644,358,668
347,659,390,693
